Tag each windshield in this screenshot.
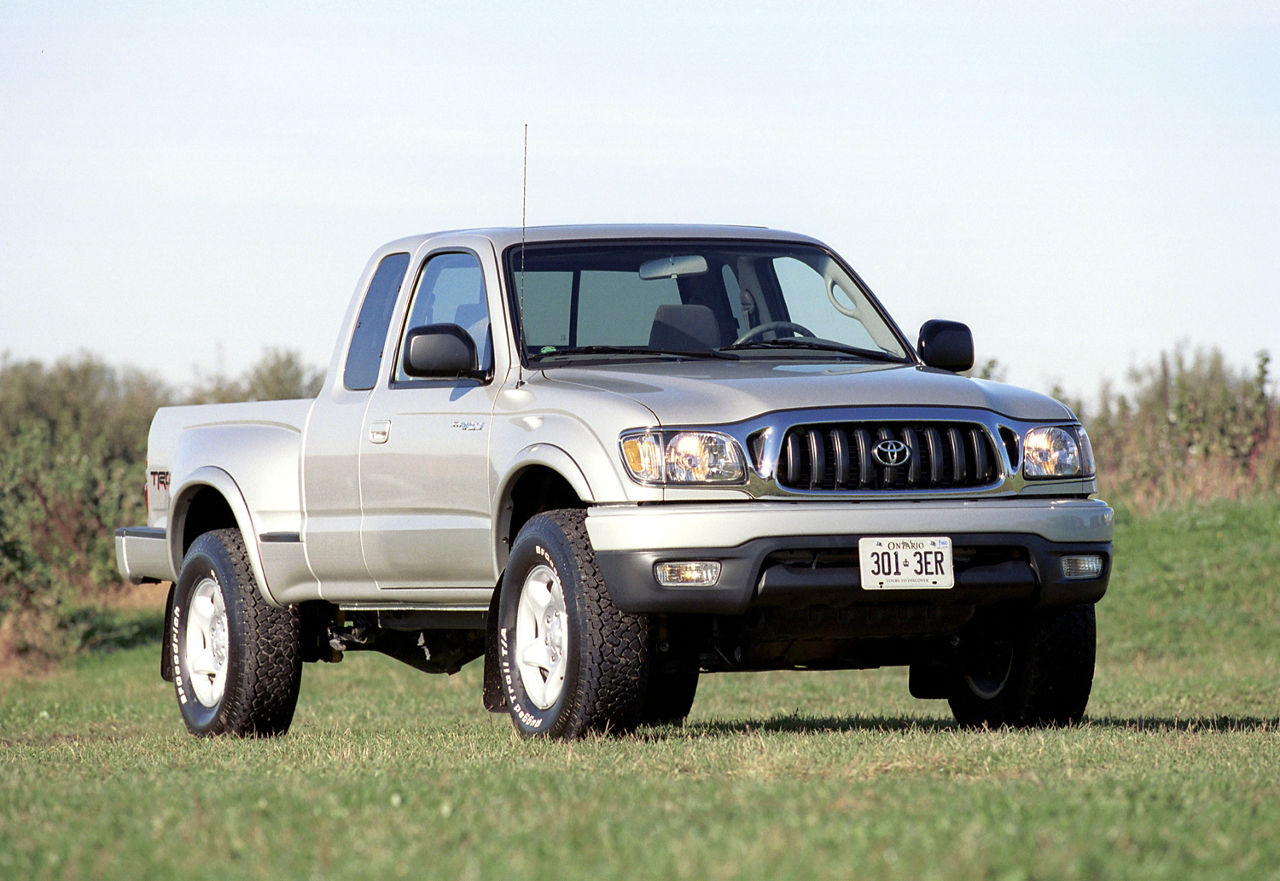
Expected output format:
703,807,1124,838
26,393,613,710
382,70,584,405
504,240,912,366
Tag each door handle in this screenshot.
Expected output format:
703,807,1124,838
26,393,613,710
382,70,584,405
368,420,391,444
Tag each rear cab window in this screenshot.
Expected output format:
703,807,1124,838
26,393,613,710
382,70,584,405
344,252,411,391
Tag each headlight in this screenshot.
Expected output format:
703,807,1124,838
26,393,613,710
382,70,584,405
620,430,746,485
1023,426,1094,479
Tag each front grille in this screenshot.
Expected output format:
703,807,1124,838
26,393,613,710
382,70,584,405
774,421,1001,491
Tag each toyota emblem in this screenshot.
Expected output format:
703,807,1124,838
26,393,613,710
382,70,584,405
872,439,910,467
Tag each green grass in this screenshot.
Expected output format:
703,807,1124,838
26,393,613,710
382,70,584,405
3,497,1280,881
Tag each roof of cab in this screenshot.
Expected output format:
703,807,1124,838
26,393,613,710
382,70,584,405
377,224,829,254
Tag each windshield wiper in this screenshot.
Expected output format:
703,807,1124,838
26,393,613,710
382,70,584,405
723,338,908,363
533,345,739,361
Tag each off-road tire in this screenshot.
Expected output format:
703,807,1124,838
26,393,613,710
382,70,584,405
497,509,649,739
947,603,1096,728
171,528,303,737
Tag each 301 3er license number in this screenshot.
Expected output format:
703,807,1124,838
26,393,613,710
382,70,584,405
858,537,954,589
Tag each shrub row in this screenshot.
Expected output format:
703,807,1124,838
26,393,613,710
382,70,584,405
0,351,320,665
1078,349,1277,515
0,347,1272,665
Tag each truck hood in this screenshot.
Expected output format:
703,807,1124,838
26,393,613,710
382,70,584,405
541,361,1074,425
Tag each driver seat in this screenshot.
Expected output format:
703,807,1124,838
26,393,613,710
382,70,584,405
648,304,720,353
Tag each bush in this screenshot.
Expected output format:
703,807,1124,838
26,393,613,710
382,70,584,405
0,355,169,664
0,349,320,666
0,421,141,660
189,348,323,404
1083,348,1277,514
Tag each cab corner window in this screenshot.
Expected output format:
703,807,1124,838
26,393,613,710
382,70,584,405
344,252,411,391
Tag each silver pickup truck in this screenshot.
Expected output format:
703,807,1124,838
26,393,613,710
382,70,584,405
115,224,1112,739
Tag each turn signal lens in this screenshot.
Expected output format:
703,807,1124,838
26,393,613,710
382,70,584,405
621,433,665,482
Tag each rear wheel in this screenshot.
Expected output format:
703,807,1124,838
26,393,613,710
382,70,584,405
171,529,302,737
946,603,1096,728
497,510,649,739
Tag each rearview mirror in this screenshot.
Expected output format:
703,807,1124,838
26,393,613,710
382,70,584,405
917,320,974,372
638,255,709,280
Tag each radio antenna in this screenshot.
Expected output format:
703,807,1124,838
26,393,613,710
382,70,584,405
521,123,527,295
518,124,528,383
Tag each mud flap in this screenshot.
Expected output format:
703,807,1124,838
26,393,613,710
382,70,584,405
909,662,950,699
482,583,507,712
160,582,176,683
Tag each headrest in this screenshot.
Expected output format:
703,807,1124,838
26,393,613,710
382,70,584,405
648,304,720,352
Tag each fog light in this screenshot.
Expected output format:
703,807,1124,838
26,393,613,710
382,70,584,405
1061,555,1104,580
654,561,722,587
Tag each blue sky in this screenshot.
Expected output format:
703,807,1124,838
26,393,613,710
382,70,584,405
3,1,1276,402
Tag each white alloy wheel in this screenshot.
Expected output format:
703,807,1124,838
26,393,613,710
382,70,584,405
172,529,302,737
498,511,650,738
515,563,569,709
184,577,229,707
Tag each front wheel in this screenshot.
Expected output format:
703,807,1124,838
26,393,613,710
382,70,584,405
497,510,649,739
946,603,1096,728
171,529,302,737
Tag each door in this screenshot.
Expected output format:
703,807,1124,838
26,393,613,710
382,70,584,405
358,249,499,597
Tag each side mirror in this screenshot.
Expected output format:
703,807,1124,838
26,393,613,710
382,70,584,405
917,320,974,372
403,324,479,379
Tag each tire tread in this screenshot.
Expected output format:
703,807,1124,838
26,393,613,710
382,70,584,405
501,509,649,739
947,603,1096,729
177,529,302,737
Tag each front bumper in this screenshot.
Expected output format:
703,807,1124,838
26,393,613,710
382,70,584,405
587,498,1112,615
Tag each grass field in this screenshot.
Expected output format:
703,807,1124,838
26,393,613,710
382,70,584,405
2,498,1278,880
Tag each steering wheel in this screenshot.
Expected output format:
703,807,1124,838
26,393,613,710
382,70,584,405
732,320,816,345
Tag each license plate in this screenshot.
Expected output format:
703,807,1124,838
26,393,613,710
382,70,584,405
858,537,954,589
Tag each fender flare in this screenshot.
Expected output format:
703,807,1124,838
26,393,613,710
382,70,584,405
491,443,596,568
501,443,596,501
168,466,282,607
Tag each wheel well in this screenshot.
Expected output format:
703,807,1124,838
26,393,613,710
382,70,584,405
180,486,238,555
498,466,583,564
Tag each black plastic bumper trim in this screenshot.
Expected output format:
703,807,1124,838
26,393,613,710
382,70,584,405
116,526,166,540
596,533,1111,615
259,532,302,543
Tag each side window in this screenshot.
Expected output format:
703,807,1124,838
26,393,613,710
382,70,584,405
344,252,410,391
395,251,492,382
772,256,879,350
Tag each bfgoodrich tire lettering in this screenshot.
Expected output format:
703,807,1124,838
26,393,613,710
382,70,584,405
947,603,1096,728
497,510,649,739
171,528,302,737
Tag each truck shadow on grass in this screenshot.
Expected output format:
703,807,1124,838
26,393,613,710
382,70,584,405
670,714,1280,738
679,715,954,737
1084,715,1280,733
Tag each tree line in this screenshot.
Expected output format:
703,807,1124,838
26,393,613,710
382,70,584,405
0,350,321,664
0,346,1273,665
